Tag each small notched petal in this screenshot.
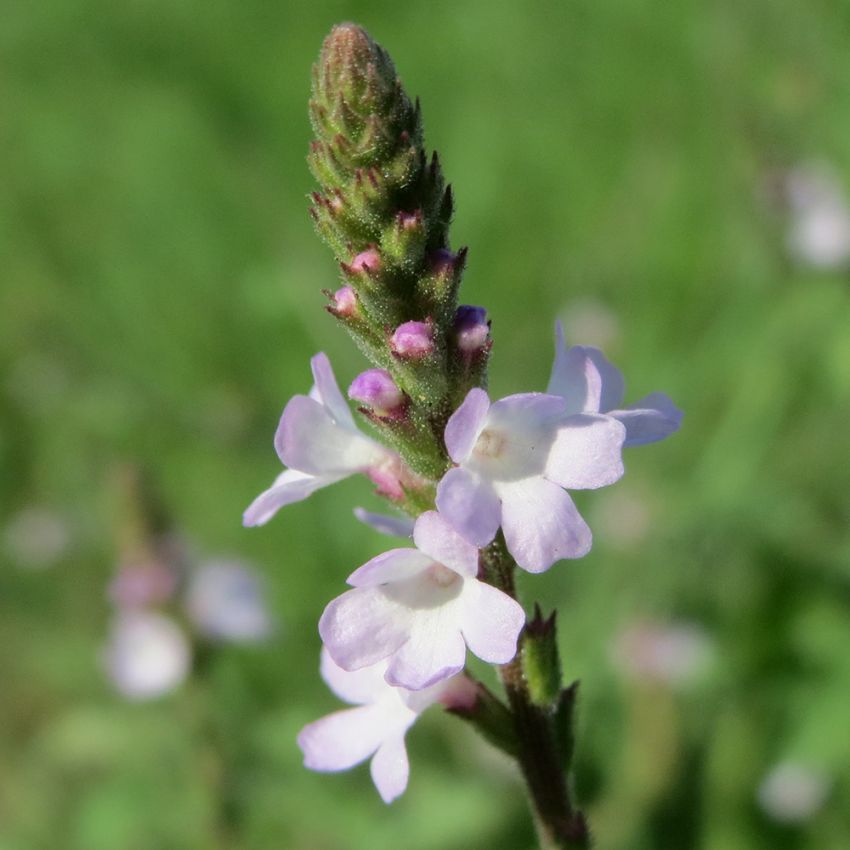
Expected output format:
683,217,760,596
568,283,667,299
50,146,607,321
547,322,625,414
385,624,467,691
277,395,385,475
319,646,389,705
610,392,683,447
319,587,411,672
370,735,411,803
498,477,592,572
435,467,501,548
460,581,525,664
545,414,626,490
298,703,390,772
346,549,433,587
242,469,338,527
444,388,491,463
310,352,356,429
353,507,415,538
412,511,479,578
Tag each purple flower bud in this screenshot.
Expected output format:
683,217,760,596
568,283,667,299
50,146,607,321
332,285,358,317
428,248,457,273
349,248,381,274
454,305,490,353
390,321,433,359
348,369,404,414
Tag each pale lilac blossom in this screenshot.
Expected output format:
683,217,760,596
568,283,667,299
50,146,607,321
437,388,626,572
103,611,191,700
757,762,830,823
243,353,397,526
320,511,525,690
547,322,682,447
186,559,274,641
298,649,476,802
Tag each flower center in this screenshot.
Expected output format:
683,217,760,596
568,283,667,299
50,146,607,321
473,428,505,459
429,562,459,587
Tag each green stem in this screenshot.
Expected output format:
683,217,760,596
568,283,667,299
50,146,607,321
482,537,590,850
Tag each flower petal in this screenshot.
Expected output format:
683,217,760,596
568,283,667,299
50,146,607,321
547,323,625,413
412,511,480,578
444,388,490,463
385,619,467,690
347,549,434,587
310,352,356,429
297,703,393,772
353,507,415,539
545,414,626,490
435,468,501,548
609,392,683,447
242,469,337,527
498,477,592,572
370,735,411,803
486,392,567,434
319,587,411,671
460,581,525,665
319,647,390,706
276,395,385,475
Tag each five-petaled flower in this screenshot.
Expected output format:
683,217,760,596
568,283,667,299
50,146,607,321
436,388,626,573
243,353,403,526
319,511,526,690
298,648,476,802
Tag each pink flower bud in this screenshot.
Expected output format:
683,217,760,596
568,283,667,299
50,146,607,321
398,210,421,231
348,369,404,414
453,305,490,353
349,248,381,274
332,286,358,317
390,321,433,359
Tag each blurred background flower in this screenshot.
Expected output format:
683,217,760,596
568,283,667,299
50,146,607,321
1,2,849,848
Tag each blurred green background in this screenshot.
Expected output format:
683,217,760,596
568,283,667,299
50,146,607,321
2,0,850,848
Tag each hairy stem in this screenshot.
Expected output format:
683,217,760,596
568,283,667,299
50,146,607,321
483,537,590,850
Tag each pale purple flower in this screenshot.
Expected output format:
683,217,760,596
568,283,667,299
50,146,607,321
298,649,476,803
547,322,682,447
185,560,274,641
437,388,626,572
348,368,405,414
319,511,525,690
757,762,830,823
243,353,396,527
390,321,434,359
103,611,191,700
108,559,177,609
353,507,415,538
785,164,850,269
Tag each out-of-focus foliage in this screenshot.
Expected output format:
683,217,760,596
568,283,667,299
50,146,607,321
2,1,849,848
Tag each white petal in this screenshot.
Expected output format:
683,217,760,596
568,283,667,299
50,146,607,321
444,388,490,463
385,616,467,691
353,508,415,538
319,587,411,671
242,469,338,526
547,323,625,413
370,735,411,803
460,580,525,664
298,702,395,772
347,549,434,587
609,391,683,446
498,477,592,572
276,395,385,475
412,511,480,578
319,647,392,706
310,352,356,429
545,414,626,490
435,468,501,548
